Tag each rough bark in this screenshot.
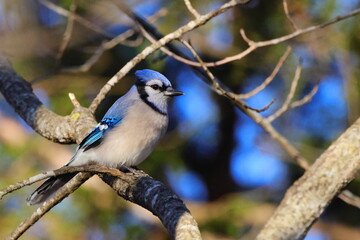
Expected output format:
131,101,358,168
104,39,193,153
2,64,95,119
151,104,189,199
256,118,360,240
0,55,96,143
0,55,201,239
101,173,201,239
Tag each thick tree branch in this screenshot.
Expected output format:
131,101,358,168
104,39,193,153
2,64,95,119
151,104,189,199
256,117,360,240
101,172,201,240
179,37,360,212
0,55,201,239
0,55,96,143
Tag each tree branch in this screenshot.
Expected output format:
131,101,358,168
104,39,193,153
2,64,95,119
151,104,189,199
101,172,201,239
0,55,96,144
7,172,93,240
256,117,360,240
89,0,251,112
0,55,201,239
131,7,360,68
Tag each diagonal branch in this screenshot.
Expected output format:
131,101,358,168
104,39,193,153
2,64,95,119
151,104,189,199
0,55,96,144
55,0,78,68
38,0,111,37
7,172,93,240
267,62,302,122
88,0,251,112
178,36,360,212
236,46,292,100
256,117,360,240
133,7,360,68
0,55,201,239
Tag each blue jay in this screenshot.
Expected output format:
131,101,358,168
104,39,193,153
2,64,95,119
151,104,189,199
27,69,183,205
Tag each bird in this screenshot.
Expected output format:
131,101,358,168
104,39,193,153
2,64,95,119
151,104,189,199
27,69,184,205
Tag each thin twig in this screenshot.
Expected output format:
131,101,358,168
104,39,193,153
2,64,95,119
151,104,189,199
240,28,255,46
237,46,292,99
148,7,360,68
38,0,111,38
184,0,201,18
267,62,302,122
180,38,274,114
282,0,299,30
62,8,168,73
55,0,78,67
339,190,360,209
290,83,319,108
180,41,310,167
211,7,360,66
7,172,93,240
68,92,81,107
0,164,125,200
88,0,251,113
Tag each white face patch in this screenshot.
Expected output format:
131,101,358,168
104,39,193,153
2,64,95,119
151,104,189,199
143,79,171,114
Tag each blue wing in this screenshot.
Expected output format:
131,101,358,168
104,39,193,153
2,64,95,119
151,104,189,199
79,117,122,151
77,90,136,151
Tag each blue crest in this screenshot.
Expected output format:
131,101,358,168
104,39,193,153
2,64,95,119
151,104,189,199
135,69,171,86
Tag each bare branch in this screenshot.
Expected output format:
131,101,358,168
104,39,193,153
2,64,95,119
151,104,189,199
290,83,319,108
149,7,360,68
236,46,292,99
89,0,251,112
180,38,276,115
240,28,255,46
7,172,93,240
55,0,78,67
117,3,360,210
282,0,299,30
267,62,302,122
68,92,81,108
256,117,360,240
339,190,360,209
184,0,201,19
3,164,201,239
0,56,201,238
101,172,202,239
62,8,168,73
38,0,111,37
0,165,124,200
211,7,360,66
0,54,96,144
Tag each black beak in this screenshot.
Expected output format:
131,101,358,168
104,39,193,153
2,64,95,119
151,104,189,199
164,87,184,97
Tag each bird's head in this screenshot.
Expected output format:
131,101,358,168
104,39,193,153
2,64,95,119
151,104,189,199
135,69,184,115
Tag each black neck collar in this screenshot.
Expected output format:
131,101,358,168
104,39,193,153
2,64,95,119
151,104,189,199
136,84,167,116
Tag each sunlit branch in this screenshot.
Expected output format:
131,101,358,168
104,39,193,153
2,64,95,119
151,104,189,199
256,117,360,239
211,7,360,66
267,63,302,122
89,0,251,112
236,46,292,100
62,8,168,73
282,0,299,30
0,165,124,200
0,55,201,239
184,0,201,19
148,7,360,68
179,34,360,211
7,172,93,240
290,84,319,109
180,39,273,113
38,0,110,37
68,92,81,108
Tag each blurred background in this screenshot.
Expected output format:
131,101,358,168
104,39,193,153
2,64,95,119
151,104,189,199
0,0,360,239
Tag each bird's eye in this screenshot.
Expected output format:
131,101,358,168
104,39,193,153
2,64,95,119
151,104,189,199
150,84,160,90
